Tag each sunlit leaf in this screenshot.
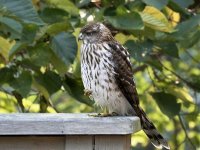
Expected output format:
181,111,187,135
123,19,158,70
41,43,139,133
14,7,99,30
140,6,173,32
162,7,180,27
46,21,72,35
0,37,15,62
166,86,193,103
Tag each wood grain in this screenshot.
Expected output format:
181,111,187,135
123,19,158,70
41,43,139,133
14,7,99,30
0,113,141,135
65,136,93,150
0,136,65,150
94,135,131,150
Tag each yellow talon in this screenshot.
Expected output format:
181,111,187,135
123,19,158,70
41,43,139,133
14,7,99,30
88,112,118,117
84,89,92,96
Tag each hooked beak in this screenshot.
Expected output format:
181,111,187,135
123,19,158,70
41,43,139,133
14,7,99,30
78,33,83,41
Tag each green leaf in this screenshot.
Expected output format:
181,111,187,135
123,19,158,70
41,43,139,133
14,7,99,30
179,30,200,49
0,0,44,25
39,95,48,113
12,91,24,112
124,40,163,70
40,7,69,24
46,0,79,16
33,71,62,98
140,6,173,32
0,67,15,84
9,42,27,59
51,32,77,67
167,1,189,17
0,17,23,39
18,59,40,72
157,42,179,58
173,0,194,8
10,71,32,97
142,0,169,9
151,91,181,118
77,0,90,8
50,52,68,75
28,43,53,67
124,40,153,62
127,0,145,12
145,60,163,71
21,24,38,43
102,0,125,6
186,75,200,92
46,21,72,36
105,12,144,30
166,86,193,103
172,14,200,39
64,73,93,106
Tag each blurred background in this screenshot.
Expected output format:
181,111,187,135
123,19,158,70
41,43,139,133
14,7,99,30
0,0,199,149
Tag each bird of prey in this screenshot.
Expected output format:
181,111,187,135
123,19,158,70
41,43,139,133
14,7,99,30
78,22,170,149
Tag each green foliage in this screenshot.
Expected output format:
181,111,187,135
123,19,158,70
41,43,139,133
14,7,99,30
151,92,181,118
0,0,199,149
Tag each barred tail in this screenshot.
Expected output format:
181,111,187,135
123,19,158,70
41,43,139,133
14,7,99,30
138,107,170,149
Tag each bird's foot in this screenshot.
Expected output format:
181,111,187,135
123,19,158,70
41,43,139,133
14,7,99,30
84,89,92,97
88,112,119,117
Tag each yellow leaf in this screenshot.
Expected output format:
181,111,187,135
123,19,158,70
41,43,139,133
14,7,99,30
163,7,180,27
140,6,173,32
0,37,15,62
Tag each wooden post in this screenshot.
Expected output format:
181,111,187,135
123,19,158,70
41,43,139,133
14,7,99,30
0,113,141,150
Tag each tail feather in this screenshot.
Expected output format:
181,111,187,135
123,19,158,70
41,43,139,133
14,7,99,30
138,107,170,149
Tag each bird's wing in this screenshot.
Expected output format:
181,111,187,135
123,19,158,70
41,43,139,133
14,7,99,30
108,41,140,108
107,41,170,150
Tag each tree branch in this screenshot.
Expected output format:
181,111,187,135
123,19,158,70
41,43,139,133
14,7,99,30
178,114,196,150
132,64,147,74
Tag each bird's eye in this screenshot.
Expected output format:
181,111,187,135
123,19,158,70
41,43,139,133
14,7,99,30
86,32,92,36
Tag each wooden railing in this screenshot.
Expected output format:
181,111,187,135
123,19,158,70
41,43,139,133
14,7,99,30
0,113,141,150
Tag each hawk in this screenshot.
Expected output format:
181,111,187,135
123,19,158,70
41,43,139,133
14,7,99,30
79,22,170,149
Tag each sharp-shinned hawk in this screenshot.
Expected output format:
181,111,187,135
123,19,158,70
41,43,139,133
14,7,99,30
79,22,170,149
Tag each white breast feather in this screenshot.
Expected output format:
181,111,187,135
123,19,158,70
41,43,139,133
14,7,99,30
81,43,134,115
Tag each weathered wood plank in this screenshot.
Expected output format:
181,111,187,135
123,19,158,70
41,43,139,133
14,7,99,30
0,136,65,150
0,113,141,135
94,135,131,150
65,136,93,150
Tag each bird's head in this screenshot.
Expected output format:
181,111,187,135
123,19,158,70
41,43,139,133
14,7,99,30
78,22,113,44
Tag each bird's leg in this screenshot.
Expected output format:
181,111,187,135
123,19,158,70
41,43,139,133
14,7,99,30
89,112,119,117
84,89,92,97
